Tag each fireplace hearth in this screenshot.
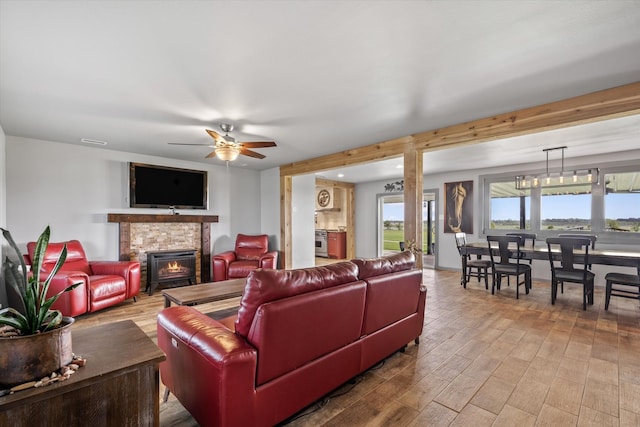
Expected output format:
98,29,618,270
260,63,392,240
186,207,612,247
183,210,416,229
146,250,197,295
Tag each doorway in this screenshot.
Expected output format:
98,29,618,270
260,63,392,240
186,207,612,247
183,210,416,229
377,190,438,268
423,190,438,269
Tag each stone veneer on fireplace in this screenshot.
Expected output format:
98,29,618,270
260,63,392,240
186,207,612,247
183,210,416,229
108,213,219,287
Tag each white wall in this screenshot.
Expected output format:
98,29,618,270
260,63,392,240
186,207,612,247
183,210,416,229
0,125,7,307
291,174,315,268
354,179,383,259
261,167,281,266
5,136,266,262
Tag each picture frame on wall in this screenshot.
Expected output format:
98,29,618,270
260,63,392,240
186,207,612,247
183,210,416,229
444,180,473,233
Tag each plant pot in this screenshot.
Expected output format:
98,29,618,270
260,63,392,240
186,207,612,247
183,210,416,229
0,317,74,388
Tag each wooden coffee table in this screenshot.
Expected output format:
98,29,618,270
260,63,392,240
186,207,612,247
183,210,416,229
161,278,246,308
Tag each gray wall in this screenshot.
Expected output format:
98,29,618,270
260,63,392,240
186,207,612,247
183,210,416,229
4,136,276,262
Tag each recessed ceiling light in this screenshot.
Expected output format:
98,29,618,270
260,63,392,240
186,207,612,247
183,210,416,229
337,173,344,178
80,138,108,146
396,164,403,169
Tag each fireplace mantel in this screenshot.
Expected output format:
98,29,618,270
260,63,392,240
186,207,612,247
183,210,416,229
108,213,219,282
107,213,219,223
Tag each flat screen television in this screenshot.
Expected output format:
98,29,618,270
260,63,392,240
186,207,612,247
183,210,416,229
129,162,208,209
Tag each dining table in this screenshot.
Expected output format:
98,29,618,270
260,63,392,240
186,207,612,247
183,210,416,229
459,241,640,288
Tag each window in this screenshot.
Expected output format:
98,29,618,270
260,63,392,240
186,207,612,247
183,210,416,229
540,185,592,231
481,165,640,243
488,181,530,230
604,171,640,233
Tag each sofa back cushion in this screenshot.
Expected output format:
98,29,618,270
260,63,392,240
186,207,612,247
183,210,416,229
249,281,366,386
351,251,415,280
235,234,269,261
235,261,359,337
27,239,91,275
361,268,423,335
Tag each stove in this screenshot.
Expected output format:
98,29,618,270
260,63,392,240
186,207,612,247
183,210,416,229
315,229,328,258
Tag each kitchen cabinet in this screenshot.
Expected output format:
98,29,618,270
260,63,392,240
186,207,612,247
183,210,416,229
327,231,346,259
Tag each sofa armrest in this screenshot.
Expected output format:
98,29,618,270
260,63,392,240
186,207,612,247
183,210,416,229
213,251,237,263
157,307,257,426
212,251,237,281
259,251,278,269
45,271,89,317
90,261,141,299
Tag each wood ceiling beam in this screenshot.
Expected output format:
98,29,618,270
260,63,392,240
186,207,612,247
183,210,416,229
280,81,640,178
279,136,412,177
413,81,640,152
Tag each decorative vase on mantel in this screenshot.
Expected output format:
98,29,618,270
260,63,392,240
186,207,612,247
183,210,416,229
0,226,81,389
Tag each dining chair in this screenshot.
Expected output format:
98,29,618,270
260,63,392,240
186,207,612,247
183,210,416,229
558,234,597,250
604,265,640,310
455,232,491,289
506,233,536,287
545,237,595,310
486,235,531,299
557,234,597,291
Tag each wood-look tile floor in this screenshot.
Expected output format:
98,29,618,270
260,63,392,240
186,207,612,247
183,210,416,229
72,269,640,426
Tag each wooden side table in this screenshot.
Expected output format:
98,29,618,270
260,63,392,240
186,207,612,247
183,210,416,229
0,320,165,426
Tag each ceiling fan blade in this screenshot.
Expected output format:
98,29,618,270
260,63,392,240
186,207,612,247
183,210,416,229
240,141,277,149
205,150,217,158
205,129,226,145
240,148,266,159
168,142,214,146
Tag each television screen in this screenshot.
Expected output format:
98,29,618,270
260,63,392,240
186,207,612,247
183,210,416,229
129,163,208,209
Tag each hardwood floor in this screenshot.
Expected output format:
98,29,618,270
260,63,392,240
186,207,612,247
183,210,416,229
72,269,640,426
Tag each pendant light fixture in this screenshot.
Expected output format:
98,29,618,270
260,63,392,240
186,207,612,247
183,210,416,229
515,146,599,190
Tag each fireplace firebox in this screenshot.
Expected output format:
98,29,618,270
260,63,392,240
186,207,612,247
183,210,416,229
146,250,197,295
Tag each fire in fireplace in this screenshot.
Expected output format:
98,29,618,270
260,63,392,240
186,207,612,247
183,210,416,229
146,249,197,295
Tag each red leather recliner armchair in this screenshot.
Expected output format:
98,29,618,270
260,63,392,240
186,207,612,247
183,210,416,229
211,234,278,282
25,240,140,317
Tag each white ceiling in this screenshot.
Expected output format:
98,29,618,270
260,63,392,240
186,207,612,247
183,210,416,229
1,1,639,182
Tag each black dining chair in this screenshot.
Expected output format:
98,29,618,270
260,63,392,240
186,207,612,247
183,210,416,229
557,234,597,292
486,235,531,299
545,237,595,310
604,265,640,310
506,233,536,287
455,232,491,289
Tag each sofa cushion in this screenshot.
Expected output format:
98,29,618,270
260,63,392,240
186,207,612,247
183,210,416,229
228,260,260,278
361,268,423,335
89,275,127,301
249,281,366,385
27,239,92,275
235,234,268,261
351,251,415,280
235,261,359,338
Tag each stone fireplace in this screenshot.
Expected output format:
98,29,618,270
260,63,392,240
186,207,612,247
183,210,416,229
108,213,219,288
146,249,197,294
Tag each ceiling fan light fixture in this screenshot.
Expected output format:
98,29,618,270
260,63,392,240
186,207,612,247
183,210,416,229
215,146,240,162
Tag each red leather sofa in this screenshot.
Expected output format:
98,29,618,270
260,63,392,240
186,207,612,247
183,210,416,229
157,251,425,427
211,233,278,281
25,240,140,317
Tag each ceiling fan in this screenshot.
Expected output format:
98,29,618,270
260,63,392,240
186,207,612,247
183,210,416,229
169,123,276,161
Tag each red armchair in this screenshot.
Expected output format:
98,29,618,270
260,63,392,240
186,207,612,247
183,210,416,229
212,234,278,282
25,240,140,317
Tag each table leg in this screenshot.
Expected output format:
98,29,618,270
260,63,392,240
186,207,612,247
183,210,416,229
460,256,467,288
164,297,171,308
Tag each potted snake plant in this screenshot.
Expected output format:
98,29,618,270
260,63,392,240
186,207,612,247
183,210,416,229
0,226,81,388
